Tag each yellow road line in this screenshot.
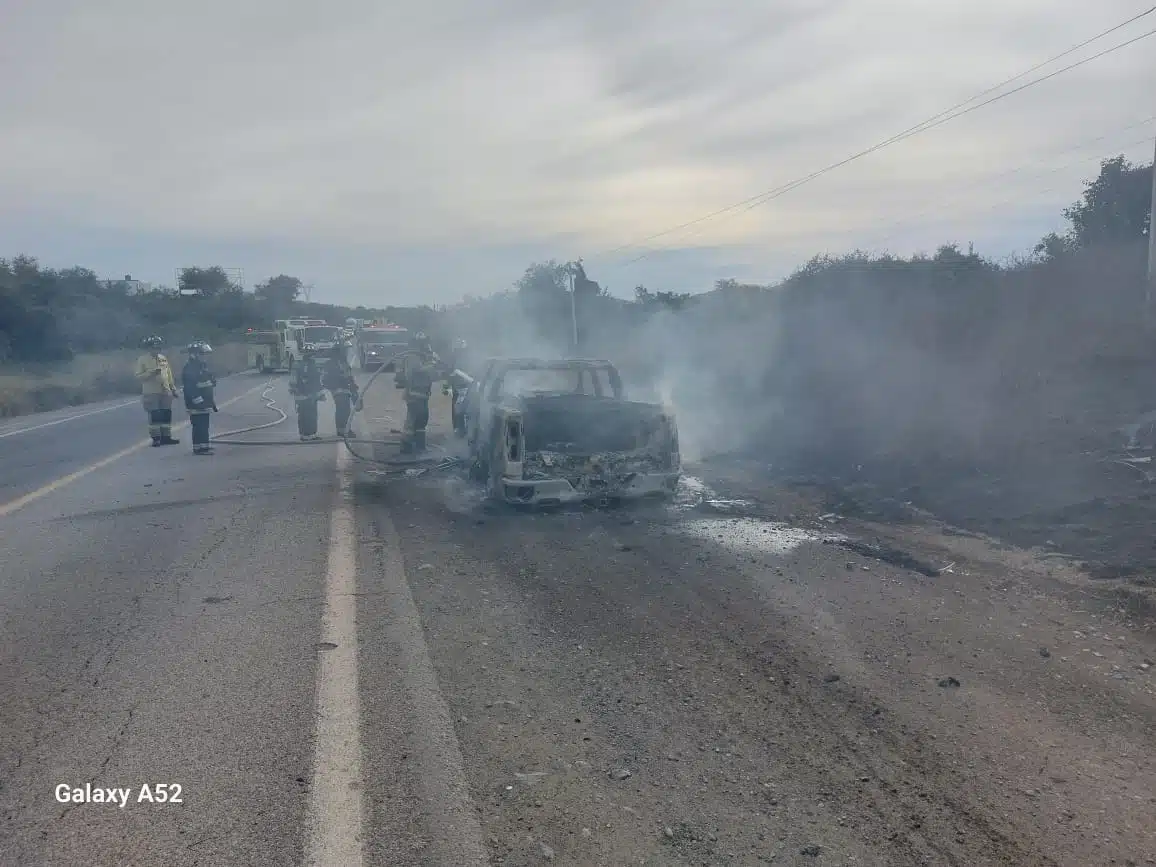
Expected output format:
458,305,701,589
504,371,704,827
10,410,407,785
0,399,139,439
0,380,272,519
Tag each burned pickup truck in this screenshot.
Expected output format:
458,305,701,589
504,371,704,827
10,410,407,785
464,358,681,505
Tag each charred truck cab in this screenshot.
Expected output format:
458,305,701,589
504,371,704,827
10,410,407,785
466,358,681,505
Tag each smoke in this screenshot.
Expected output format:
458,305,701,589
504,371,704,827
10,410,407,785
436,277,785,463
431,238,1150,520
438,290,573,362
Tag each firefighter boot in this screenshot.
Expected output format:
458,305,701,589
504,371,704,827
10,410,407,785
415,430,426,451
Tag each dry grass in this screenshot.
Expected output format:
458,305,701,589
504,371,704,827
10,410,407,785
0,343,249,418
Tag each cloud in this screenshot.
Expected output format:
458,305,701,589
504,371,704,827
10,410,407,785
0,0,1153,305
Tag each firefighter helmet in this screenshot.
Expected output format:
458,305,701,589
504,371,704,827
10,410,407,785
186,341,212,356
141,335,163,349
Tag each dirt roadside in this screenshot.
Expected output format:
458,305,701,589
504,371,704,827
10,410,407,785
352,379,1156,866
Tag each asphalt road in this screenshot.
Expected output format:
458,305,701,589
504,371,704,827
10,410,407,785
1,371,1154,866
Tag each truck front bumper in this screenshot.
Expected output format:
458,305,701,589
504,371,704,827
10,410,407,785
496,472,681,506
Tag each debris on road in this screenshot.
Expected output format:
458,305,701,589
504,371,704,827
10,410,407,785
834,539,941,576
937,676,962,689
609,768,632,781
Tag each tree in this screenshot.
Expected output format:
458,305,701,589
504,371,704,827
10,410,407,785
515,260,572,347
634,285,694,312
254,274,303,307
1032,231,1076,262
1061,155,1152,249
178,266,235,298
569,260,605,299
516,261,570,299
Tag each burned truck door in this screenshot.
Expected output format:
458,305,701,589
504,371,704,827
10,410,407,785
486,411,525,496
465,359,500,452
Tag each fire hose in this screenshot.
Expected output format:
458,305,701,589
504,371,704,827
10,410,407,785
205,348,469,474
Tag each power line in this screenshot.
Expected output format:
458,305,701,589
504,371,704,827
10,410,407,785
770,114,1156,251
595,9,1156,266
701,127,1155,279
617,25,1156,265
868,130,1156,250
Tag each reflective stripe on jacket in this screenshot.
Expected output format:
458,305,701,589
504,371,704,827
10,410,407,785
401,355,438,400
322,358,358,397
135,353,176,394
290,359,325,401
181,359,216,413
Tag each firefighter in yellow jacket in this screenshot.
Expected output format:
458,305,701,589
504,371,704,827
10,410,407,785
396,332,442,453
135,336,180,446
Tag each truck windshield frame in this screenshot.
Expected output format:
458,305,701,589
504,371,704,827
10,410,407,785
493,363,620,400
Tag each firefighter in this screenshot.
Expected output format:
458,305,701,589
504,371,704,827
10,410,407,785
181,341,217,455
134,336,180,446
289,350,326,441
449,338,468,374
322,342,359,437
397,332,441,453
448,338,473,435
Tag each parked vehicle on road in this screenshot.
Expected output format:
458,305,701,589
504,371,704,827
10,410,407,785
356,325,409,371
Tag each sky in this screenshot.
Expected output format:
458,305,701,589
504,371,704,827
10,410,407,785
1,0,1154,307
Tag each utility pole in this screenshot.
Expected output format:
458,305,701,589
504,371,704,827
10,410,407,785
568,262,579,353
1148,134,1156,327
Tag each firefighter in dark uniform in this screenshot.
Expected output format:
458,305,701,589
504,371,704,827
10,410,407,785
396,332,441,453
289,350,325,441
322,342,359,437
181,341,217,455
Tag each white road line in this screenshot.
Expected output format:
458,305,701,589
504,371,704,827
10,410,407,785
369,486,490,865
0,381,270,519
0,398,138,438
305,444,366,867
